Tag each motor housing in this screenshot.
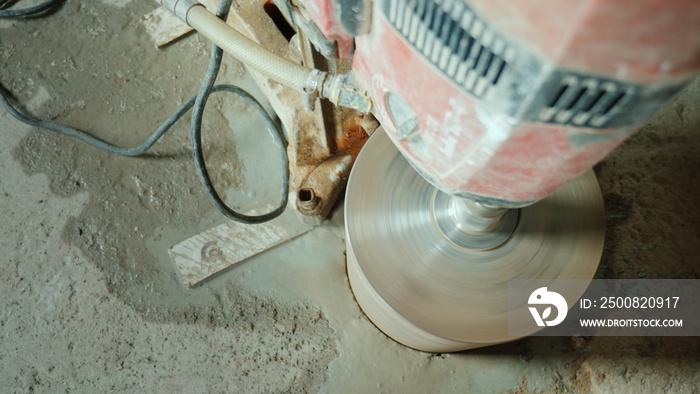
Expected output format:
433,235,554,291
340,0,700,206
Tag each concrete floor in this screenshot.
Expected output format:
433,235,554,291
1,1,699,393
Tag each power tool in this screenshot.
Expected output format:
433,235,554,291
161,0,700,351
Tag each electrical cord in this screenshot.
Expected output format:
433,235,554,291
0,0,62,18
191,19,289,223
0,87,197,157
0,0,289,223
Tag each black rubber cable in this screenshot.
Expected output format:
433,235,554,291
0,0,62,18
190,0,289,223
0,0,289,223
0,88,198,157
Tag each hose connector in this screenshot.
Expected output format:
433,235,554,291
160,0,202,24
160,2,373,113
302,70,373,113
302,69,328,111
321,73,373,113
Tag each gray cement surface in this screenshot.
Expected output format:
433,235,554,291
1,1,699,393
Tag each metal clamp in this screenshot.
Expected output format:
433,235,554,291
160,0,202,24
302,69,328,112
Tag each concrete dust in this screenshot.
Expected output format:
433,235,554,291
0,1,699,393
8,0,230,319
1,1,336,392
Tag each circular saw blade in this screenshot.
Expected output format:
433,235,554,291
345,129,605,352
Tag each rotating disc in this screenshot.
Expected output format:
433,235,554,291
345,129,605,352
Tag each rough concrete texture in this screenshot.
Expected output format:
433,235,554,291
0,1,698,393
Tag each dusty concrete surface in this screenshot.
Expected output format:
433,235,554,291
0,1,698,393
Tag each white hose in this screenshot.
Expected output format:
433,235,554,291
186,4,312,92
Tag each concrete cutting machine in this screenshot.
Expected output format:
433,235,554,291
161,0,700,351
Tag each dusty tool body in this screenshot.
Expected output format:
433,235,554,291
162,0,700,351
286,0,699,351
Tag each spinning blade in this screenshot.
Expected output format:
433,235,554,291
345,129,605,352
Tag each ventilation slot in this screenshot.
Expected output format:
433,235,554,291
539,76,632,127
385,0,512,97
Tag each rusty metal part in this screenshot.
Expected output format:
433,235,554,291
296,113,374,217
344,129,605,352
296,153,351,216
226,2,373,220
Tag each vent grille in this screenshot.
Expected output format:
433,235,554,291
385,0,514,97
381,0,681,129
538,76,634,127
